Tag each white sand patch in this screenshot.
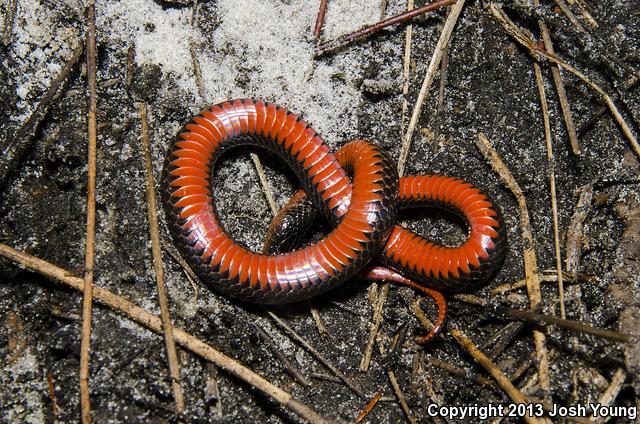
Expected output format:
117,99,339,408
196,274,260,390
1,350,46,423
322,0,380,38
96,0,383,143
97,0,198,93
10,0,80,122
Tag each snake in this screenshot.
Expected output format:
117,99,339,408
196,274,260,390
162,98,506,343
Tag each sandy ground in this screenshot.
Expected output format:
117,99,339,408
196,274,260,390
1,0,639,422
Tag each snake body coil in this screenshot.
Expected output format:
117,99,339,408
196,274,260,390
162,99,399,304
162,99,505,310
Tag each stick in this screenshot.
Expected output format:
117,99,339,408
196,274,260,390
475,133,550,394
250,153,279,216
510,354,535,383
449,326,544,424
47,371,60,417
577,75,639,137
80,3,97,421
377,339,416,424
572,0,598,28
205,363,222,417
480,321,526,360
423,355,496,389
314,0,329,39
354,391,382,423
539,21,580,155
400,0,414,134
251,323,311,386
189,42,205,99
489,4,640,160
591,369,627,424
450,295,633,343
360,284,388,372
432,42,449,151
565,185,593,274
139,102,186,414
491,270,592,295
532,54,565,318
311,372,342,383
267,311,365,398
316,0,456,54
398,0,465,177
191,0,199,26
126,42,136,89
0,244,331,424
491,307,633,343
551,0,587,34
309,303,329,335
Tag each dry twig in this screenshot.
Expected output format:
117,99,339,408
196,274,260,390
6,310,26,364
252,322,310,386
311,372,342,383
0,244,331,424
250,153,279,216
267,311,365,398
47,371,60,417
139,102,186,415
432,42,449,150
572,0,597,28
538,20,580,155
163,240,201,283
316,0,456,54
490,270,592,295
475,133,550,394
491,307,633,343
379,0,388,20
532,50,566,318
552,0,587,34
360,284,389,372
489,3,640,159
591,369,627,424
510,354,535,383
398,0,465,177
451,293,633,342
400,0,414,133
481,321,526,360
163,241,202,312
126,42,135,89
314,0,329,39
449,326,544,424
189,42,205,99
577,75,639,138
191,0,200,26
309,302,329,335
376,339,416,424
80,3,98,421
205,363,222,417
423,355,496,389
565,185,593,274
354,391,382,424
